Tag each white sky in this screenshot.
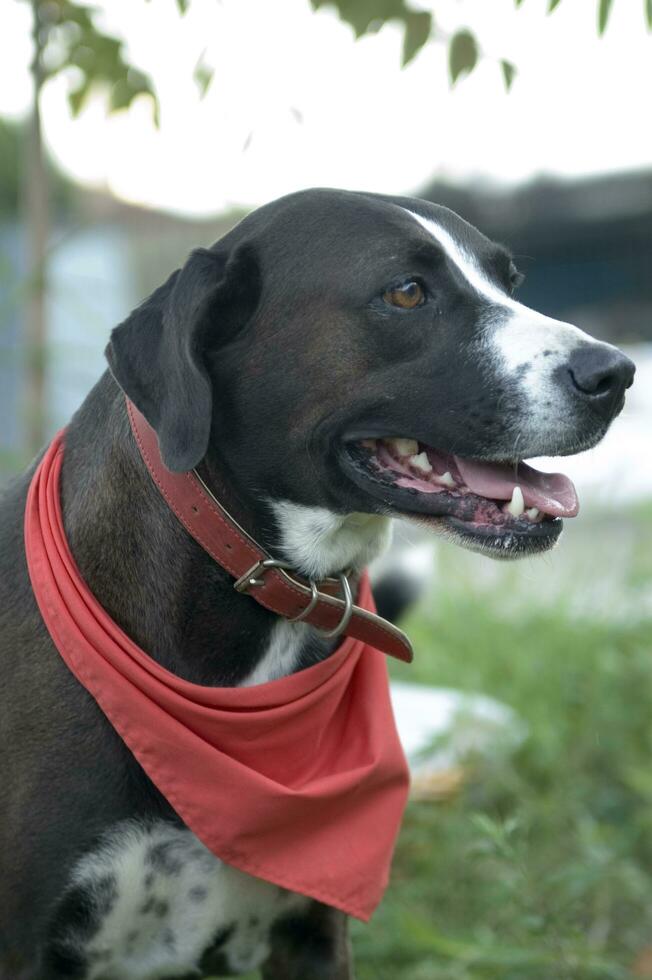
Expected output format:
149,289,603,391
1,0,651,216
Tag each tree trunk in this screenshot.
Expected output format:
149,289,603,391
23,0,49,456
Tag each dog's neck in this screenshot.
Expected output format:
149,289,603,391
268,499,392,582
59,375,391,687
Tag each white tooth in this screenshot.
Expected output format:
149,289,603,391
506,485,525,518
360,438,377,450
408,452,433,474
438,471,455,488
525,507,540,521
387,437,419,457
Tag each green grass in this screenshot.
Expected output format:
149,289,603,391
350,510,652,980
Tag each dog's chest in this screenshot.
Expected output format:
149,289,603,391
51,820,308,979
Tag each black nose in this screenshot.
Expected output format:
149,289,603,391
566,344,635,420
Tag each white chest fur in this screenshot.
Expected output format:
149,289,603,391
56,820,308,979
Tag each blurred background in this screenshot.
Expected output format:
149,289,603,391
2,1,652,977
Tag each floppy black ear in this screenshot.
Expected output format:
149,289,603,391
106,243,260,472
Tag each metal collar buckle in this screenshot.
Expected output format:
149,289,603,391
234,558,354,641
233,557,291,593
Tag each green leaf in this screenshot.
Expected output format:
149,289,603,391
401,10,432,67
500,58,516,91
514,0,526,7
151,95,160,129
319,0,383,38
548,0,563,11
597,0,614,34
448,29,478,86
175,0,190,13
312,0,429,48
68,81,90,117
193,57,214,99
109,78,135,113
646,0,652,29
42,0,160,125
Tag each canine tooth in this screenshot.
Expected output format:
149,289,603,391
506,485,525,518
387,437,418,457
525,507,540,521
438,471,455,488
409,452,433,474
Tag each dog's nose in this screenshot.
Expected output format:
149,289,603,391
566,344,635,420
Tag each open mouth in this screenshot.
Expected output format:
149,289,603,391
340,437,579,557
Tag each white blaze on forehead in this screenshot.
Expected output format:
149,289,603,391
402,206,602,339
403,207,518,309
401,206,615,406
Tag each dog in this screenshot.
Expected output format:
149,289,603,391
0,188,634,979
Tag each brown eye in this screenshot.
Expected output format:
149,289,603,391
383,280,425,310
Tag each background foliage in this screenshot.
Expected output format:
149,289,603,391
22,0,652,125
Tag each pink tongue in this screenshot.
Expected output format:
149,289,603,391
453,457,579,518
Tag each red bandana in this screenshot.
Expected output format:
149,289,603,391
24,432,410,920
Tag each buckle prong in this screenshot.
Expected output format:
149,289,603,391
233,557,291,593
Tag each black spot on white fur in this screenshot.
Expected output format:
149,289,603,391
146,839,183,875
189,885,208,902
42,875,118,978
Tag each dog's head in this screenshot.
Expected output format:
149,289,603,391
107,189,634,570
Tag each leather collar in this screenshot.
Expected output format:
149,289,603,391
127,399,413,663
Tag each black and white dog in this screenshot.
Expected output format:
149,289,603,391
0,189,634,979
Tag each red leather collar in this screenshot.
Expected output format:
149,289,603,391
127,399,413,663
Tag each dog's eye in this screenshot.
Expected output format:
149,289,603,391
509,262,525,293
383,280,425,310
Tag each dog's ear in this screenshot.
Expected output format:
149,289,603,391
106,243,260,472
